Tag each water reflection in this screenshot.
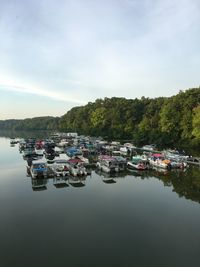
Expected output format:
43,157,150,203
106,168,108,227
53,177,69,188
10,144,15,148
102,178,116,184
95,169,117,184
127,169,150,179
68,176,86,187
31,176,87,190
31,178,47,191
151,166,200,203
28,165,200,204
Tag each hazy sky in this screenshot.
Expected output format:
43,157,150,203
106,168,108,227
0,0,200,119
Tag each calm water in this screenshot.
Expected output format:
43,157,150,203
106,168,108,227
1,136,200,267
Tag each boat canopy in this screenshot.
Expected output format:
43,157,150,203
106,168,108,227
152,153,162,158
54,159,68,164
131,157,144,164
98,155,115,161
68,158,83,164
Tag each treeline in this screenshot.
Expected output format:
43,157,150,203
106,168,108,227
59,88,200,147
0,116,59,131
0,88,200,148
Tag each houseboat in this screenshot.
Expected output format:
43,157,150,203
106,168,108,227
96,155,119,173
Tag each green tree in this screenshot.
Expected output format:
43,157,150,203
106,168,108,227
192,105,200,139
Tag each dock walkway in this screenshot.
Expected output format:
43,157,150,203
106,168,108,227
187,157,200,166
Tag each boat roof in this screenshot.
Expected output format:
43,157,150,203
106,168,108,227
32,159,47,164
68,158,83,163
98,155,115,161
131,158,144,163
54,159,68,164
152,153,163,157
114,156,126,162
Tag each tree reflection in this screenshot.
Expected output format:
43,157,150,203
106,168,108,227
151,166,200,203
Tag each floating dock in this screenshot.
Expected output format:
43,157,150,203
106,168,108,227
187,157,200,166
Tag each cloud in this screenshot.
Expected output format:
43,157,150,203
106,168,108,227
0,82,86,104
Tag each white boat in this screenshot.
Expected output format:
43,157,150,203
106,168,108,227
19,139,26,151
58,139,69,147
163,149,189,163
123,143,137,149
52,159,70,177
35,148,44,156
54,146,64,154
76,155,89,166
23,148,37,158
170,160,187,169
142,144,157,151
119,147,130,156
149,154,171,169
67,158,87,177
10,138,18,145
30,160,48,179
96,155,119,173
113,156,127,171
111,141,120,146
127,156,149,170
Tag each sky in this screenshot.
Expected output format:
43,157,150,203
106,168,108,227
0,0,200,119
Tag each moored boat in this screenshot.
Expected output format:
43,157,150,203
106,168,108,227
149,154,171,169
29,160,48,179
51,159,70,177
127,156,149,170
96,155,119,173
67,158,87,176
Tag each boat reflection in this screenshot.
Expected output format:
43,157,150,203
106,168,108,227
31,178,47,191
68,176,86,187
10,144,15,147
127,169,150,179
95,169,117,184
53,177,69,188
102,178,116,184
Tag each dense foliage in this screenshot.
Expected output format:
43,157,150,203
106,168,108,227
59,88,200,148
1,88,200,148
0,116,59,131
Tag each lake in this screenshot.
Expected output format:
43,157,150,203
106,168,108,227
0,136,200,267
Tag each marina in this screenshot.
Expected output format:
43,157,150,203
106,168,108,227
10,132,198,180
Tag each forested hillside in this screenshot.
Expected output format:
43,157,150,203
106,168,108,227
1,88,200,148
0,116,59,131
59,88,200,147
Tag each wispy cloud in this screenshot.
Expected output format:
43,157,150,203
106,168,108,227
0,82,86,104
